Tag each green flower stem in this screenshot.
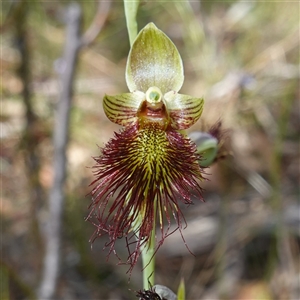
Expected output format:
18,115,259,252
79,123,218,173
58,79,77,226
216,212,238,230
123,0,140,46
141,216,156,289
131,210,156,289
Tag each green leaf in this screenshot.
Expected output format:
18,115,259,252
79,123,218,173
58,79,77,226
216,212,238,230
126,23,184,94
164,91,204,130
103,91,144,126
177,278,186,300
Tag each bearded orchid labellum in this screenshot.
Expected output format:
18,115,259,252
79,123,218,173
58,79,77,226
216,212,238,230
88,23,205,270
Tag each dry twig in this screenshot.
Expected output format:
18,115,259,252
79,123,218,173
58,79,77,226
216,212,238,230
38,1,111,298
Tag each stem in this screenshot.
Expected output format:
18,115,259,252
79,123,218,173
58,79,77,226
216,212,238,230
131,206,156,289
131,212,156,289
123,0,139,46
141,219,156,289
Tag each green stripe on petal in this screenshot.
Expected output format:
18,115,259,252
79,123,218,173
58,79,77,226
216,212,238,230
164,91,204,130
103,91,144,126
126,23,184,94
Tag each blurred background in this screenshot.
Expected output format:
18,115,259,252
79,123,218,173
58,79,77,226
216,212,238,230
1,0,299,299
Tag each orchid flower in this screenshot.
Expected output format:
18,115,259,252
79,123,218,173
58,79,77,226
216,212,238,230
87,23,205,270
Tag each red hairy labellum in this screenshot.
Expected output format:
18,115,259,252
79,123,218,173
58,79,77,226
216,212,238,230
87,120,204,270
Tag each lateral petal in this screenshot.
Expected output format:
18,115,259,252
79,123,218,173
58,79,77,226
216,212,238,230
164,91,204,130
103,91,144,126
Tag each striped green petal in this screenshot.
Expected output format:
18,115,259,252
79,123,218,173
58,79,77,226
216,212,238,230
126,23,184,94
164,91,204,130
103,91,145,126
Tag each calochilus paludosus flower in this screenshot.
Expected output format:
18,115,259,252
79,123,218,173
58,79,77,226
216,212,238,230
87,23,205,271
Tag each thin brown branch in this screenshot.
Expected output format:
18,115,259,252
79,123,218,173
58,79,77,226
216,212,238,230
79,0,111,48
37,1,109,298
37,3,82,299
